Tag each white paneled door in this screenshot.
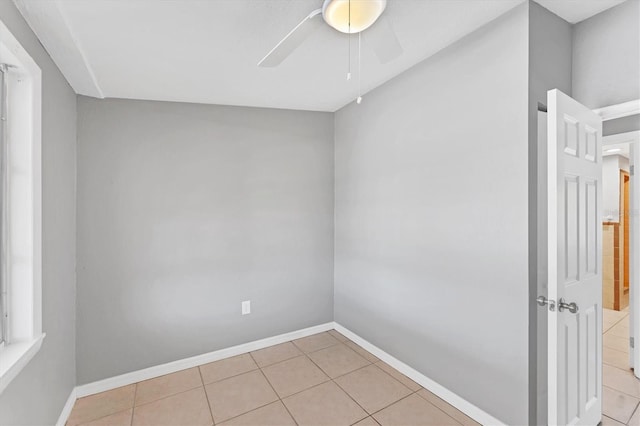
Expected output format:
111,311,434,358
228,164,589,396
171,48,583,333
547,89,603,425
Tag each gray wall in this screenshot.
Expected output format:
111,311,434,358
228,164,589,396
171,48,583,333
333,4,530,425
0,1,77,425
572,0,640,109
76,97,334,384
528,3,573,424
604,114,640,136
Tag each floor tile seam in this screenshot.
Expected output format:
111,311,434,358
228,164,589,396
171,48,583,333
199,365,261,387
133,369,206,406
603,363,636,376
372,361,420,391
335,376,428,419
605,362,638,376
73,383,139,426
329,374,378,420
334,340,373,359
255,366,300,426
274,375,333,400
350,417,382,426
412,388,468,426
72,407,134,426
305,348,373,380
604,384,640,401
129,382,137,426
606,401,640,426
255,351,332,400
604,342,630,352
608,333,632,340
604,347,633,358
367,391,462,425
249,347,302,369
301,348,337,380
625,400,640,425
329,362,376,382
130,383,207,411
197,364,216,425
258,351,322,373
611,315,630,326
213,398,284,426
291,336,343,355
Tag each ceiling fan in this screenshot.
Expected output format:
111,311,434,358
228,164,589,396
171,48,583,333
258,0,403,68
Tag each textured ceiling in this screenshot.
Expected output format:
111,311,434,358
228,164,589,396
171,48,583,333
13,0,628,111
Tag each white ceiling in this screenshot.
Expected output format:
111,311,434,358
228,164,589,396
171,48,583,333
13,0,628,112
603,143,630,158
534,0,627,23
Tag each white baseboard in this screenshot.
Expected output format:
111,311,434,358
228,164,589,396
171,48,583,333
333,322,505,426
64,321,503,426
75,322,333,398
56,386,77,426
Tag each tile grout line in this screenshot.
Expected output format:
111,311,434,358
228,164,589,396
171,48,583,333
603,312,629,333
607,313,630,330
603,384,640,402
204,365,290,425
300,341,461,426
334,376,412,424
73,332,466,426
129,383,137,426
201,356,283,425
330,357,374,380
625,399,640,425
249,350,300,426
625,400,640,424
128,382,204,410
603,352,636,374
343,357,465,424
197,366,216,425
206,369,287,425
251,342,303,369
195,341,364,426
412,388,467,426
291,334,343,355
72,407,134,426
69,383,140,426
276,374,332,400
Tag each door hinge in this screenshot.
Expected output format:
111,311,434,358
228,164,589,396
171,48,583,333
631,165,635,176
631,337,635,349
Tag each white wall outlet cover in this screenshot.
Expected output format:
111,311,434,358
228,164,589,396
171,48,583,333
242,300,251,315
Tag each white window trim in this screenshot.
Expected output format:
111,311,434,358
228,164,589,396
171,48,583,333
0,18,44,394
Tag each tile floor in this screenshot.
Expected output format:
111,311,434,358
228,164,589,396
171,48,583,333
67,330,480,426
602,307,640,426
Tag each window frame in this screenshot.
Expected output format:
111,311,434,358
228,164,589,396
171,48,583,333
0,17,44,395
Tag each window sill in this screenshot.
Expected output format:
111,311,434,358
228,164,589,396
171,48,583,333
0,333,46,394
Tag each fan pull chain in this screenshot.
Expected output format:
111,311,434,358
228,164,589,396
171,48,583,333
347,0,351,80
357,31,362,104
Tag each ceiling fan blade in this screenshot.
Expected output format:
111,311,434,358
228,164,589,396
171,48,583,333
369,15,403,64
258,8,323,68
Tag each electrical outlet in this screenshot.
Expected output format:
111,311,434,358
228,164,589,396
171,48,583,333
242,300,251,315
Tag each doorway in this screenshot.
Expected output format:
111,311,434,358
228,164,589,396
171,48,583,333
600,135,639,425
602,148,631,312
537,94,640,426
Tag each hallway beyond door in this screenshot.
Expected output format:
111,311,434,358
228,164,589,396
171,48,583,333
603,308,640,425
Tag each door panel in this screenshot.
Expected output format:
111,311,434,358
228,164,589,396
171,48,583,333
548,89,603,426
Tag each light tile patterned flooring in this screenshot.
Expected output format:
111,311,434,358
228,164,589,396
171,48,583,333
602,307,640,426
67,330,480,426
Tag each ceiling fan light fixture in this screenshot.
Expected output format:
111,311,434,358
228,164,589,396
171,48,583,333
322,0,387,34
